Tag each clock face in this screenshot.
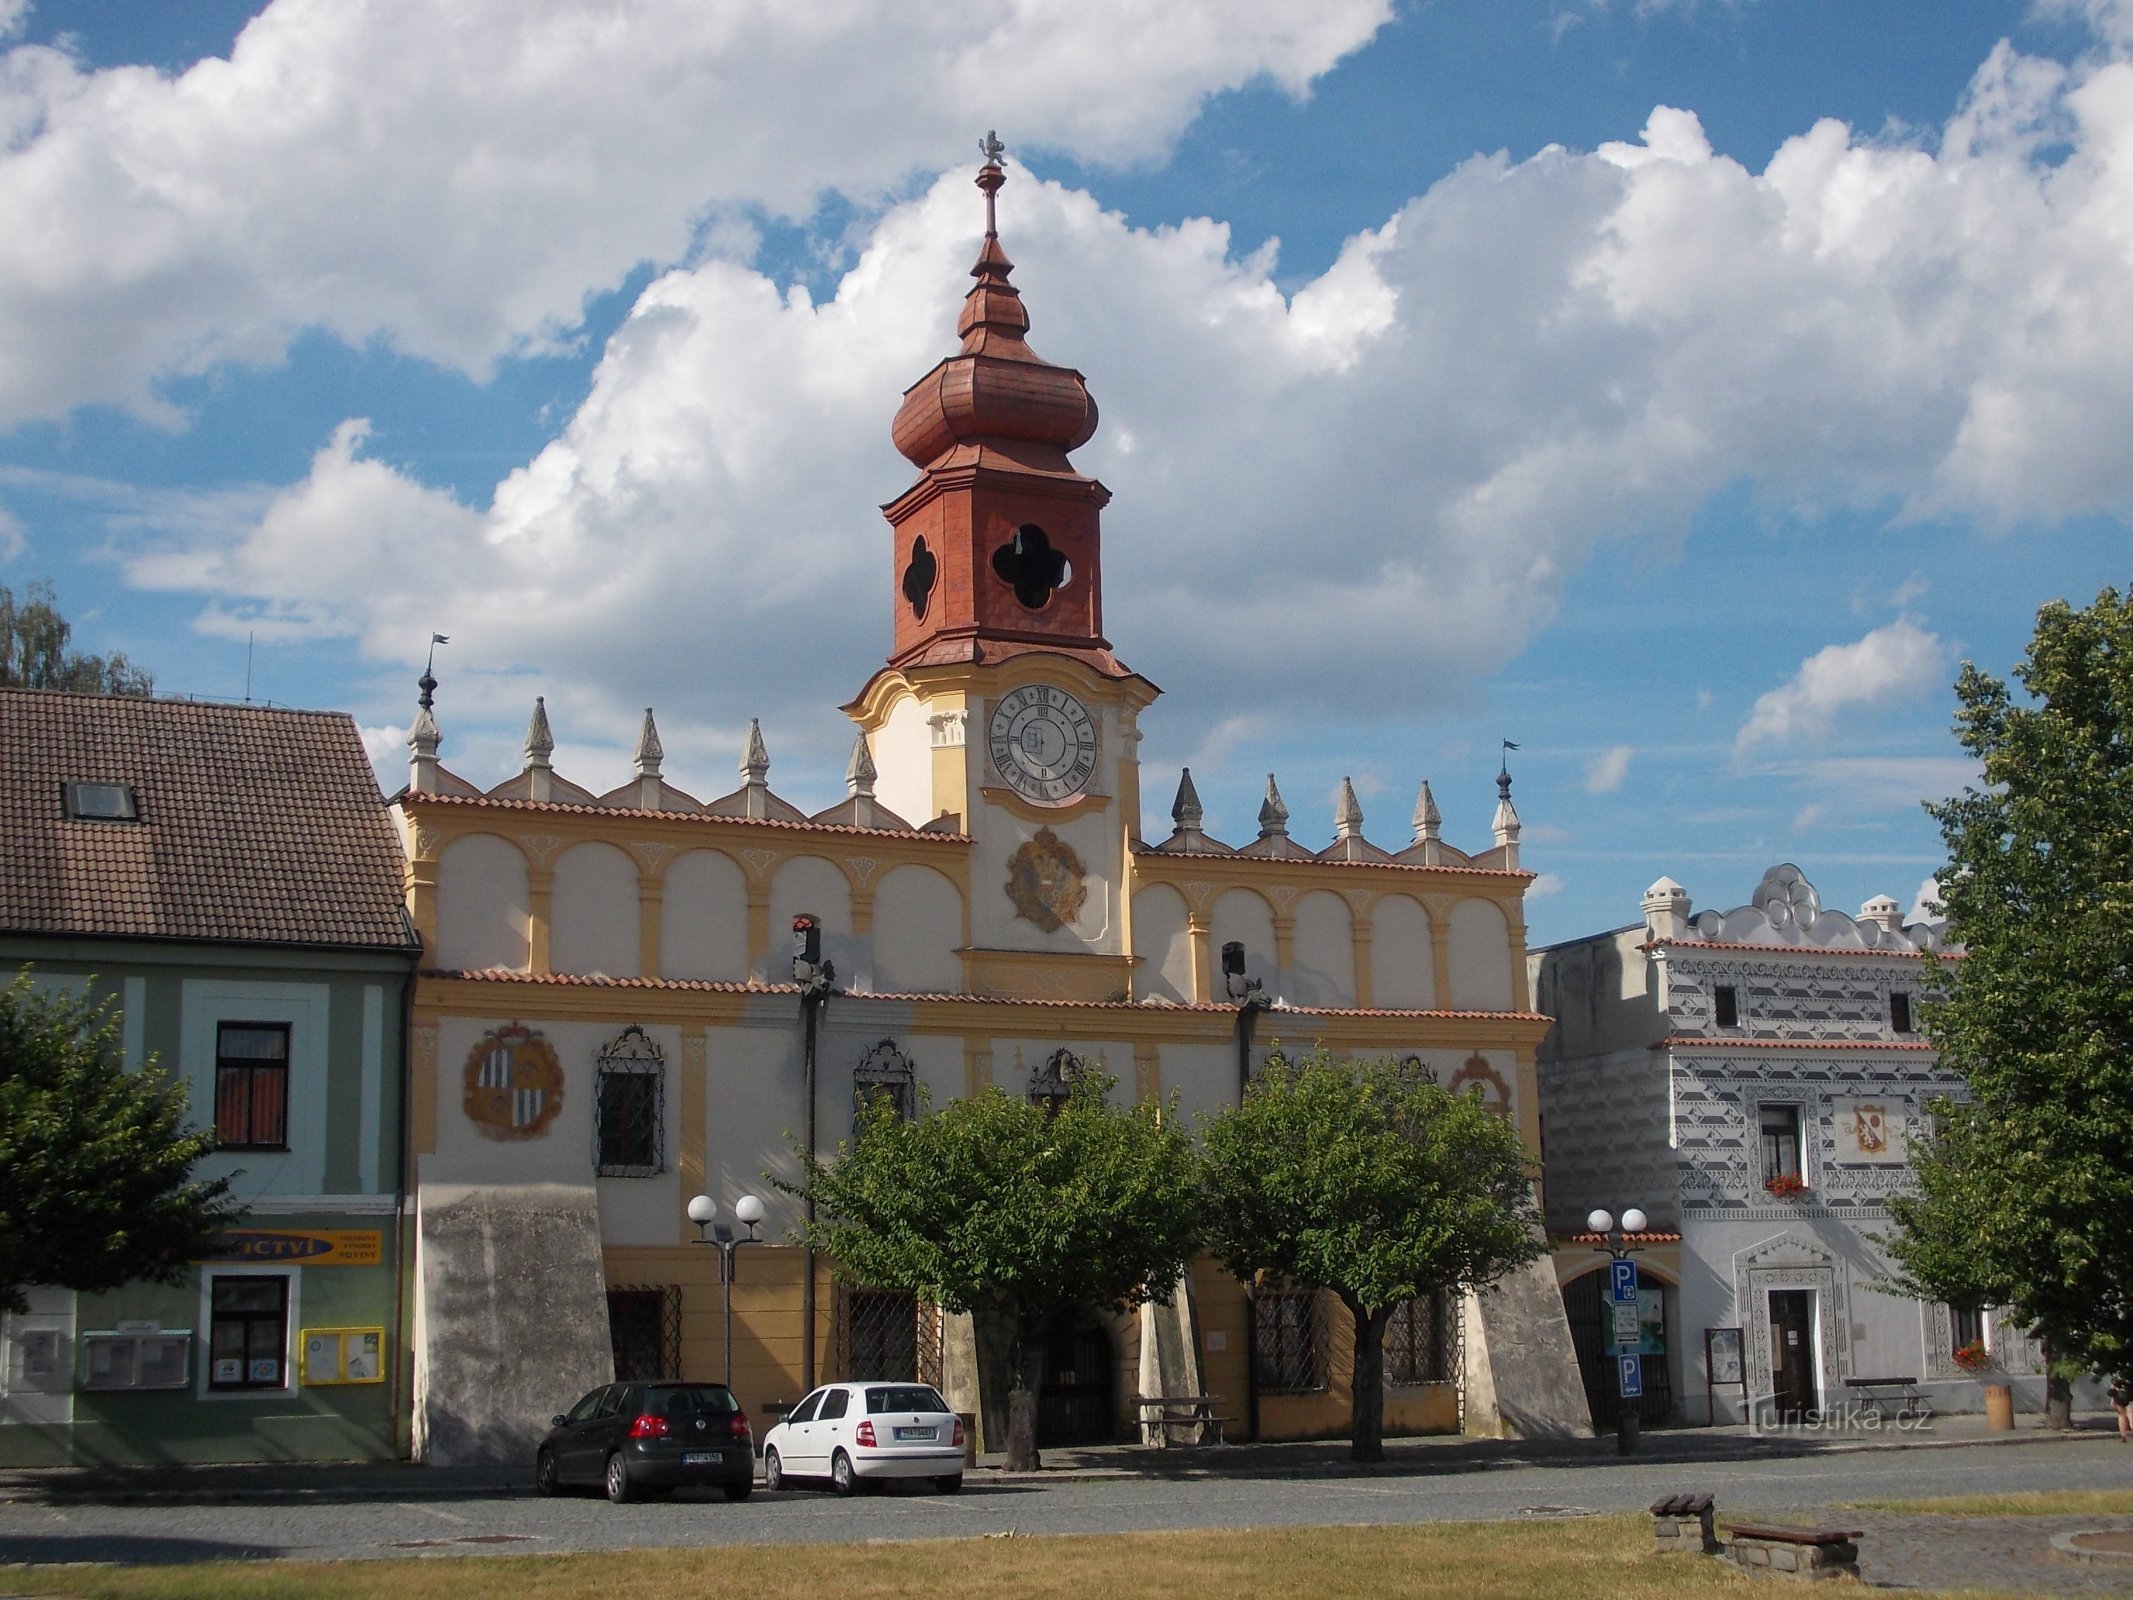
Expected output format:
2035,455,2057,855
988,685,1098,804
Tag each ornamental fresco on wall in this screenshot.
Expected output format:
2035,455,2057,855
464,1021,565,1140
1005,827,1087,933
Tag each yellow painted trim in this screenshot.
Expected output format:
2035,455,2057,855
958,946,1138,1001
975,785,1112,825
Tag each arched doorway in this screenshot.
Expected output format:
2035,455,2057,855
1036,1306,1116,1447
1561,1268,1673,1428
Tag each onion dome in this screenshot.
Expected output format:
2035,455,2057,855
891,157,1098,471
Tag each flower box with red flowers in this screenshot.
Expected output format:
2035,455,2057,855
1763,1173,1810,1199
1952,1340,1994,1373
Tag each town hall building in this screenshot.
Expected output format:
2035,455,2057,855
394,151,1589,1462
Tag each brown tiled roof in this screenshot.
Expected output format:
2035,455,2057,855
0,689,416,950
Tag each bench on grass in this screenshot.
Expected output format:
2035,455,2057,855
1648,1492,1719,1555
1842,1374,1931,1422
1132,1394,1228,1447
1723,1523,1865,1581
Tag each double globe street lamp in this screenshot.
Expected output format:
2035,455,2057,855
688,1192,766,1388
1587,1205,1648,1456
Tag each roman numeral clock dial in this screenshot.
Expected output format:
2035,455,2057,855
988,685,1098,805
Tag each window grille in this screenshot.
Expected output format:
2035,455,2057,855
1253,1290,1325,1394
607,1285,682,1381
1385,1292,1458,1386
1396,1053,1439,1085
842,1289,943,1386
1029,1047,1083,1114
214,1022,290,1150
594,1025,665,1177
853,1038,917,1133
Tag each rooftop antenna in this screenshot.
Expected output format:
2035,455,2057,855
244,631,254,704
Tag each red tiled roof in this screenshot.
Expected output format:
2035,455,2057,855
399,791,969,843
425,968,1545,1020
0,689,416,950
1654,1035,1937,1052
1648,937,1958,960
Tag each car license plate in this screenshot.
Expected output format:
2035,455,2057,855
681,1451,722,1465
894,1426,937,1441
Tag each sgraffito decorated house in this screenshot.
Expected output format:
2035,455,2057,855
395,154,1590,1463
0,689,420,1465
1533,864,2073,1427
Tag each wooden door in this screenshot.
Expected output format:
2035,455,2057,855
1767,1290,1817,1420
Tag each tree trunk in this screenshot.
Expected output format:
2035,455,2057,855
1004,1311,1047,1471
2041,1333,2074,1430
1348,1299,1392,1464
969,1297,1018,1457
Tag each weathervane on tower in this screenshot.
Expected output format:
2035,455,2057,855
979,129,1005,166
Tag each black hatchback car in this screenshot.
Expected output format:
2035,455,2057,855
535,1381,754,1502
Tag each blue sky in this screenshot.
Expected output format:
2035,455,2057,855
2,0,2129,947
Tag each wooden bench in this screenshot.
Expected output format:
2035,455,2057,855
1132,1394,1228,1447
1648,1492,1718,1555
1843,1374,1931,1422
1723,1523,1864,1580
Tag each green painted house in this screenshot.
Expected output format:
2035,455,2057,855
0,688,420,1465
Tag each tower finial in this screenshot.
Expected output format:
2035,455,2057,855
634,708,664,778
523,696,554,768
1335,777,1364,840
1172,767,1203,832
977,130,1006,240
418,632,448,711
1257,774,1290,840
845,729,878,798
1413,779,1441,843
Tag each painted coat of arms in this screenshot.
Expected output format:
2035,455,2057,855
1850,1102,1888,1155
1006,827,1087,932
464,1022,565,1140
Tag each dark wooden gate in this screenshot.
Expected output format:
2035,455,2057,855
1036,1307,1116,1447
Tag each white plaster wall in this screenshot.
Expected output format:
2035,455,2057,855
868,693,936,833
1370,894,1436,1009
181,979,332,1201
1288,890,1355,1009
1158,1042,1241,1126
768,856,856,986
1448,897,1514,1010
661,848,749,982
549,841,641,978
423,1015,604,1189
965,803,1120,955
1208,887,1276,998
435,834,529,972
872,864,964,993
1129,884,1193,1003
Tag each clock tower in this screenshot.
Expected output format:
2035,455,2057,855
849,142,1155,996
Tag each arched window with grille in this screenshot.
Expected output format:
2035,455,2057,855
852,1038,917,1133
594,1025,665,1177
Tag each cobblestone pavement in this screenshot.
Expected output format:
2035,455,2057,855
1786,1509,2133,1595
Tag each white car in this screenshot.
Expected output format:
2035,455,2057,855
760,1381,965,1495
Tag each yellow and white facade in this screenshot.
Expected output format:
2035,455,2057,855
394,156,1588,1462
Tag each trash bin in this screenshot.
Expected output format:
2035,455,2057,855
1983,1382,2014,1431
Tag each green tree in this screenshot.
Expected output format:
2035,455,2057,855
1886,586,2133,1414
790,1073,1203,1470
0,971,238,1313
1199,1051,1543,1462
0,579,152,695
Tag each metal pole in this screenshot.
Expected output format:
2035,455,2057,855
721,1242,735,1389
801,988,819,1395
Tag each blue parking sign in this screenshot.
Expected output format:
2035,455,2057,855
1609,1258,1639,1304
1617,1353,1644,1399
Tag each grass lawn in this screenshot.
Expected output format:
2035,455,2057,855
12,1517,1747,1600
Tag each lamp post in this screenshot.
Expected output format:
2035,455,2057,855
689,1192,766,1389
791,915,835,1394
1222,940,1271,1102
1588,1205,1649,1456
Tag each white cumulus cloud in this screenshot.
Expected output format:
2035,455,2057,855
1584,744,1633,793
1735,618,1948,753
